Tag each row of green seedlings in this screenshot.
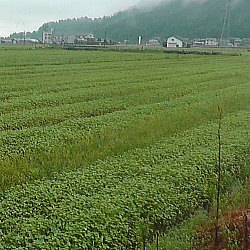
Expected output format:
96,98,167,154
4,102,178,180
0,109,248,246
1,72,245,130
1,84,248,158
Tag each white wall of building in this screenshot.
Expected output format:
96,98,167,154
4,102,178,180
42,30,53,44
205,38,219,46
167,36,184,48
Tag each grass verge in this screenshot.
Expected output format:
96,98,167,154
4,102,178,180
149,167,250,250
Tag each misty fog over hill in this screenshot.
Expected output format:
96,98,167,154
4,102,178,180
10,0,250,43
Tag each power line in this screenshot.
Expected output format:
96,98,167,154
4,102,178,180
220,0,232,43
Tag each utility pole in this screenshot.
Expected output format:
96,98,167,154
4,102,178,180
23,31,26,45
215,106,222,245
104,30,107,48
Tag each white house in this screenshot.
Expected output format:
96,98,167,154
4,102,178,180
205,38,219,46
146,38,161,46
84,34,96,42
192,38,206,46
74,34,97,44
232,38,242,47
42,29,54,44
16,38,40,45
166,36,185,48
0,39,13,44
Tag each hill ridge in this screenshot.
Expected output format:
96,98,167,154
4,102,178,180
9,0,250,43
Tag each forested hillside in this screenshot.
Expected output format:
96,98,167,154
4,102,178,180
10,0,250,42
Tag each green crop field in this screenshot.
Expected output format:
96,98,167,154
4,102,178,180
0,47,249,248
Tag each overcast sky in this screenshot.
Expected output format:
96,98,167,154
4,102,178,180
0,0,147,37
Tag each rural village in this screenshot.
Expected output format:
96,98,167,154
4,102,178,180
1,28,250,48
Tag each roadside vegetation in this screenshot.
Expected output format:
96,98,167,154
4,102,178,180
149,176,249,249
